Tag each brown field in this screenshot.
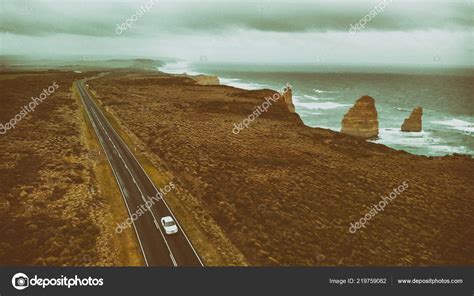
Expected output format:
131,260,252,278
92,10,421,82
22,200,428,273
0,71,142,266
87,71,474,266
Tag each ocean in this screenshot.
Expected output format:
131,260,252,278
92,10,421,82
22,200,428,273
159,62,474,156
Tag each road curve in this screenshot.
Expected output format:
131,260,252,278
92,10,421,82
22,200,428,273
76,80,203,267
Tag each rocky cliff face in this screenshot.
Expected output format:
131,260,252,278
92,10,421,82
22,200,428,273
88,72,474,266
401,107,423,132
341,95,379,139
175,73,220,85
189,74,220,85
281,86,295,113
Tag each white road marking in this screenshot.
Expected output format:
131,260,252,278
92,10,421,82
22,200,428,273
78,82,149,266
83,83,203,266
80,82,178,266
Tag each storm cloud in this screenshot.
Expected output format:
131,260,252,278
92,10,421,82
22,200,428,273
1,0,472,36
0,0,472,65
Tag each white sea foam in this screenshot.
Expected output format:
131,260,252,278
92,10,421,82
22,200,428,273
371,128,472,155
160,63,267,90
293,95,302,103
297,109,323,115
158,62,202,76
303,95,321,101
313,89,339,94
432,118,473,134
373,128,439,147
429,145,471,154
394,107,410,112
297,102,351,110
219,78,266,90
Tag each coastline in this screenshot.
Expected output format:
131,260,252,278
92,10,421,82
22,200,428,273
86,70,474,266
158,62,474,157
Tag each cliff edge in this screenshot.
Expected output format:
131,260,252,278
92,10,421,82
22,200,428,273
281,85,296,113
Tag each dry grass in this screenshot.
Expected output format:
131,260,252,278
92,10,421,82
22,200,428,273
0,71,142,266
87,71,474,266
74,84,144,266
85,78,247,265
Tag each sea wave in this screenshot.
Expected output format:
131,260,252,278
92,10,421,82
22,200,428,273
219,78,266,90
432,118,473,134
394,107,410,112
158,62,202,76
296,102,351,110
303,95,321,101
159,63,267,90
372,128,472,155
428,145,471,154
313,89,339,94
373,128,438,147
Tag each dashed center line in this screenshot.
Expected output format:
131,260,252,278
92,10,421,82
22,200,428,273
80,82,178,266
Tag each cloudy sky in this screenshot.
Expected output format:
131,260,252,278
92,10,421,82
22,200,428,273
1,0,472,66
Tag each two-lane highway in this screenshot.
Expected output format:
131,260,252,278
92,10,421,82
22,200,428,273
76,80,203,266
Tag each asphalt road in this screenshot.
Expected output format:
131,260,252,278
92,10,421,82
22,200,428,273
76,80,203,267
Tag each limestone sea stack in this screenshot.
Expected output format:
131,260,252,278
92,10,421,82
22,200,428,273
401,107,423,132
281,85,296,113
341,95,379,139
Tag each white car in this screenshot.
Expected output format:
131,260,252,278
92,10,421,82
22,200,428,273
161,216,178,235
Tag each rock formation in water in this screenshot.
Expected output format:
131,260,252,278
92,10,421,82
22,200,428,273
401,107,423,132
341,95,379,139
